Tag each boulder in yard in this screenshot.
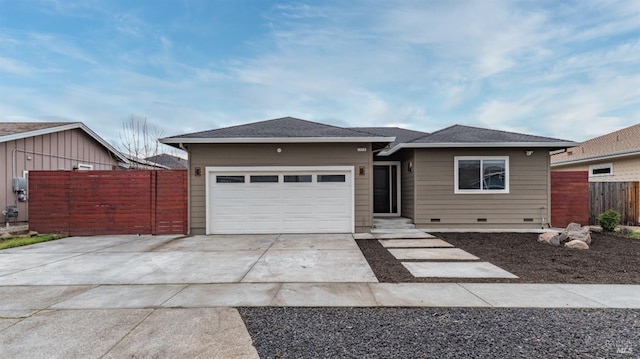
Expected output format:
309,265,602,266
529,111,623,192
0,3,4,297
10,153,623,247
538,231,560,246
0,232,10,239
559,223,592,245
565,239,589,250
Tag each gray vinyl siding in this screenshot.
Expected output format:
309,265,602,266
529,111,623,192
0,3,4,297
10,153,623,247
413,148,550,229
187,143,373,234
1,129,117,221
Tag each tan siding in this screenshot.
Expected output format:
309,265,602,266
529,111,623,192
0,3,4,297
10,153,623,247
414,148,550,229
1,129,118,221
553,156,640,183
399,150,415,220
188,143,373,233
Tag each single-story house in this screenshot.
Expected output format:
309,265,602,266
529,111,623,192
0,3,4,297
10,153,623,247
1,122,129,222
551,123,640,182
160,117,577,234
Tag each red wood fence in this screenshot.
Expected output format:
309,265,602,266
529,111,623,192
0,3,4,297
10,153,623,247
551,171,589,227
29,170,187,235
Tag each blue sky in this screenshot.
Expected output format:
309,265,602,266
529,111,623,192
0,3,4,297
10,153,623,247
1,0,638,150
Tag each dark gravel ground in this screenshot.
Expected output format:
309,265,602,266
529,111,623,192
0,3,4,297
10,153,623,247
357,232,640,283
239,307,640,358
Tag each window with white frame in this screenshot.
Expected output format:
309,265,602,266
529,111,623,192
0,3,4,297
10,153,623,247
589,163,613,177
455,156,509,194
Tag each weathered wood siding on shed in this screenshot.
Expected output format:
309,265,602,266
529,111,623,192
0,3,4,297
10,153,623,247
187,143,373,234
1,128,117,221
413,148,550,229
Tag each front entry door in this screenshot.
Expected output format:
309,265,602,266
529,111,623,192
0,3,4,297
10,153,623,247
373,162,400,215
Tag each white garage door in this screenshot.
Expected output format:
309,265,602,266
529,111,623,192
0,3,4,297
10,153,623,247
207,166,354,234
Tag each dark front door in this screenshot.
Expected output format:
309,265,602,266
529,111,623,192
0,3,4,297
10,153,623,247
373,164,399,215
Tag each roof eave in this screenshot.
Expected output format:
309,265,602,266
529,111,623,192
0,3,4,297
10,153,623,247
380,141,579,156
551,150,640,167
0,122,129,164
0,123,81,143
159,136,396,144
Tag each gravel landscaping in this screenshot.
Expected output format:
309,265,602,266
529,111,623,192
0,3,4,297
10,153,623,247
240,307,640,358
357,232,640,283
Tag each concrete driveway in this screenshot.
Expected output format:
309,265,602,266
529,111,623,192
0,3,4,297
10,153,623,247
0,234,377,285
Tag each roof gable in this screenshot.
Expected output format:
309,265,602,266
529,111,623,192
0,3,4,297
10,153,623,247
412,124,568,144
551,123,640,165
161,117,395,144
169,117,382,139
0,121,128,163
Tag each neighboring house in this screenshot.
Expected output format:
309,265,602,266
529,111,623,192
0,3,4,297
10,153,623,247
122,154,170,170
0,122,129,222
551,123,640,182
160,117,576,235
145,153,188,169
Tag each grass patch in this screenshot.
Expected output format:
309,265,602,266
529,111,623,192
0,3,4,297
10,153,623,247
0,234,65,250
628,231,640,240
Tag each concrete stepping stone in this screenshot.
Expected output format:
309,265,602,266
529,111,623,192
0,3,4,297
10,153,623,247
389,248,479,260
402,262,518,279
378,239,453,248
373,231,435,239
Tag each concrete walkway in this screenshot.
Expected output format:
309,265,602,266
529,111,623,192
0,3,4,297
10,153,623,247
2,234,640,358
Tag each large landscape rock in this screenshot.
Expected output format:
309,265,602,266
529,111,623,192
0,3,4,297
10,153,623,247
538,231,560,246
559,222,592,245
565,239,589,250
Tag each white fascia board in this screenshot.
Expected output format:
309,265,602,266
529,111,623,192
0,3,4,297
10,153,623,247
160,136,395,144
0,123,82,143
0,122,129,163
551,150,640,167
381,141,579,156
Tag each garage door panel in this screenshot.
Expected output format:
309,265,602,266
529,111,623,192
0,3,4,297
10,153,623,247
208,168,353,234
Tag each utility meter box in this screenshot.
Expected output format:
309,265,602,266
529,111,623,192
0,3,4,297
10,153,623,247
13,177,27,192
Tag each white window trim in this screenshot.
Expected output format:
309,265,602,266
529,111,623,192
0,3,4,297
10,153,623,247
76,164,93,171
454,156,510,194
589,163,613,178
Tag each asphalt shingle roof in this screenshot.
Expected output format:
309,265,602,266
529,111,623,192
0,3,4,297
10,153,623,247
167,117,384,139
145,154,188,169
350,127,429,149
0,122,76,137
411,125,569,144
551,123,640,164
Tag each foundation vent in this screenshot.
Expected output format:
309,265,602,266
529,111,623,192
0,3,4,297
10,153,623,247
430,218,441,222
477,218,487,222
523,218,534,222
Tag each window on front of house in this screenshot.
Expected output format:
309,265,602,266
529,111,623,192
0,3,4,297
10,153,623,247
589,163,613,178
455,156,509,194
